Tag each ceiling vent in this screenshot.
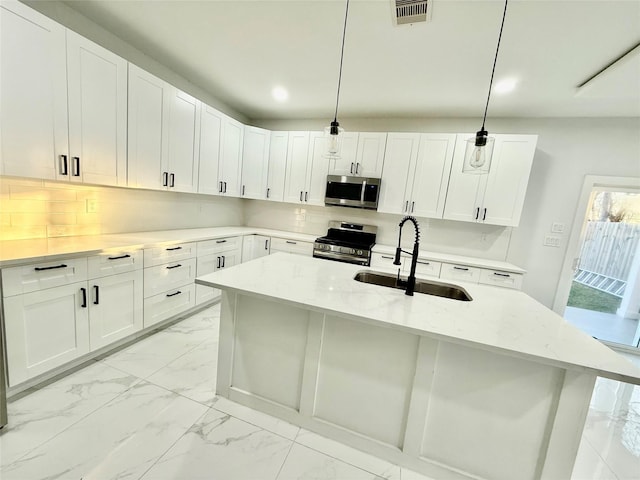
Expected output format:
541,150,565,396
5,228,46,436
392,0,431,26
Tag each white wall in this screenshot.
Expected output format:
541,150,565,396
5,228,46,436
254,117,640,309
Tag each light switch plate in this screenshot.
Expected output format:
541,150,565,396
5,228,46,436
551,223,565,234
544,235,561,247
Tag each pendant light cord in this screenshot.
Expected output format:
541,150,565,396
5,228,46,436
481,0,508,131
334,0,350,122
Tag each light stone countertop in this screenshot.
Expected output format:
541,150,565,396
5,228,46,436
197,252,640,385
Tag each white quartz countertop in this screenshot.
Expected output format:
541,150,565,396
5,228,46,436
197,253,640,385
373,244,526,274
0,227,318,267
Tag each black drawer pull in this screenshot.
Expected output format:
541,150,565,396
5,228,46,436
381,255,393,260
80,287,87,308
286,241,297,245
493,272,511,278
453,266,469,271
417,261,430,265
166,290,182,297
35,264,67,271
93,285,99,305
166,264,182,269
265,239,269,250
108,254,131,260
216,239,227,244
166,246,182,251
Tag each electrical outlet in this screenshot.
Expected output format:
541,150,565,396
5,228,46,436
544,235,561,247
551,223,565,234
86,198,98,213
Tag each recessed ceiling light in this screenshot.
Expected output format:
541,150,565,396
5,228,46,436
272,86,289,102
494,78,518,94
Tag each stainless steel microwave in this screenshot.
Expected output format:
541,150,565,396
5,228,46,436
324,175,381,210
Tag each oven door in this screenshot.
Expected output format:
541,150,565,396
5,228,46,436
324,175,380,209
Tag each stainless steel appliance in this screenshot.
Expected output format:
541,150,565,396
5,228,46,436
313,221,377,266
324,175,381,210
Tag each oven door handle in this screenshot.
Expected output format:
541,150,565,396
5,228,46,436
360,179,367,203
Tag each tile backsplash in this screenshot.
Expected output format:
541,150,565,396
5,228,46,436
0,177,244,241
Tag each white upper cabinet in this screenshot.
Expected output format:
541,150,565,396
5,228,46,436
219,115,244,196
127,64,169,190
285,132,329,205
378,133,455,218
67,30,127,186
266,131,289,202
306,132,331,205
241,126,270,199
443,134,537,227
0,1,68,180
198,104,224,195
328,132,387,177
166,88,200,193
284,131,311,204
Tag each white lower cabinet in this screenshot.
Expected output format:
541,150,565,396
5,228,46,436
270,237,314,256
3,281,90,386
440,263,482,283
370,252,403,271
143,258,197,298
196,236,241,305
242,235,271,262
144,283,196,328
479,269,523,290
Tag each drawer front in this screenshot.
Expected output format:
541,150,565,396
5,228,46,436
370,253,403,271
143,242,196,267
144,283,196,328
87,250,143,279
440,263,481,284
195,284,220,306
2,258,88,297
197,237,241,256
143,258,196,297
407,259,442,278
479,269,524,290
270,238,314,256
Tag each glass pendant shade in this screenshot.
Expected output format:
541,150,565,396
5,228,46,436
324,120,344,158
462,130,495,174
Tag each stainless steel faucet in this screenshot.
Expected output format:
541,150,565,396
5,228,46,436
393,216,420,296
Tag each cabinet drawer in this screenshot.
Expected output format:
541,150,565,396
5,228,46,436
370,253,404,271
144,258,196,297
87,250,143,279
196,284,220,306
144,283,195,328
197,237,241,256
2,258,88,297
440,263,481,283
270,238,313,256
408,259,442,278
143,242,196,267
479,269,523,290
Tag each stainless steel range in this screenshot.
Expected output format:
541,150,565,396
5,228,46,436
313,221,377,266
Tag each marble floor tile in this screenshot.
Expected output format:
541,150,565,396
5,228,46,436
147,339,219,405
295,429,401,480
164,304,220,340
0,361,139,466
0,381,208,480
572,439,618,480
277,443,386,480
141,407,293,480
211,396,300,440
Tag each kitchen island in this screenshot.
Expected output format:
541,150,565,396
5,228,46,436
196,253,640,480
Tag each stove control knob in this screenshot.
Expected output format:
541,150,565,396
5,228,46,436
357,250,363,256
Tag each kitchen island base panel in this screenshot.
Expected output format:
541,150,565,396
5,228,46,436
217,291,597,480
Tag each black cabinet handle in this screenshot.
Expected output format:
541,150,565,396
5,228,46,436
166,290,182,297
108,254,131,260
221,255,226,268
166,246,182,251
475,207,480,220
356,163,360,175
411,201,415,213
350,163,354,174
404,201,408,213
381,255,393,260
266,188,270,198
304,191,308,202
223,182,227,193
72,156,80,176
166,264,182,269
483,208,487,221
299,191,303,202
219,181,223,193
417,261,430,265
216,256,221,268
93,285,99,305
169,173,175,187
493,272,511,277
216,239,227,244
242,185,245,196
286,240,297,245
35,264,67,271
59,155,68,175
80,287,87,308
163,172,169,186
453,266,469,271
265,239,269,250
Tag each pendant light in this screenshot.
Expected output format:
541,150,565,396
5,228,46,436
463,0,509,174
325,0,349,159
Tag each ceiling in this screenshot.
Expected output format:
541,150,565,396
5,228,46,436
62,0,640,120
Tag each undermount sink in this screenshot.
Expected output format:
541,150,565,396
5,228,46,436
354,271,473,301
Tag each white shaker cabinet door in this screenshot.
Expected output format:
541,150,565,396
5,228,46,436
283,132,311,203
67,30,127,187
0,1,68,180
306,132,330,206
89,270,143,350
409,133,456,218
241,126,270,199
198,104,224,195
167,88,200,193
219,116,244,196
266,131,289,202
328,132,358,176
4,281,90,386
127,64,170,190
355,132,387,177
377,133,420,215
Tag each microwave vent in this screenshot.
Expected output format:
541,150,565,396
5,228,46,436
393,0,431,25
